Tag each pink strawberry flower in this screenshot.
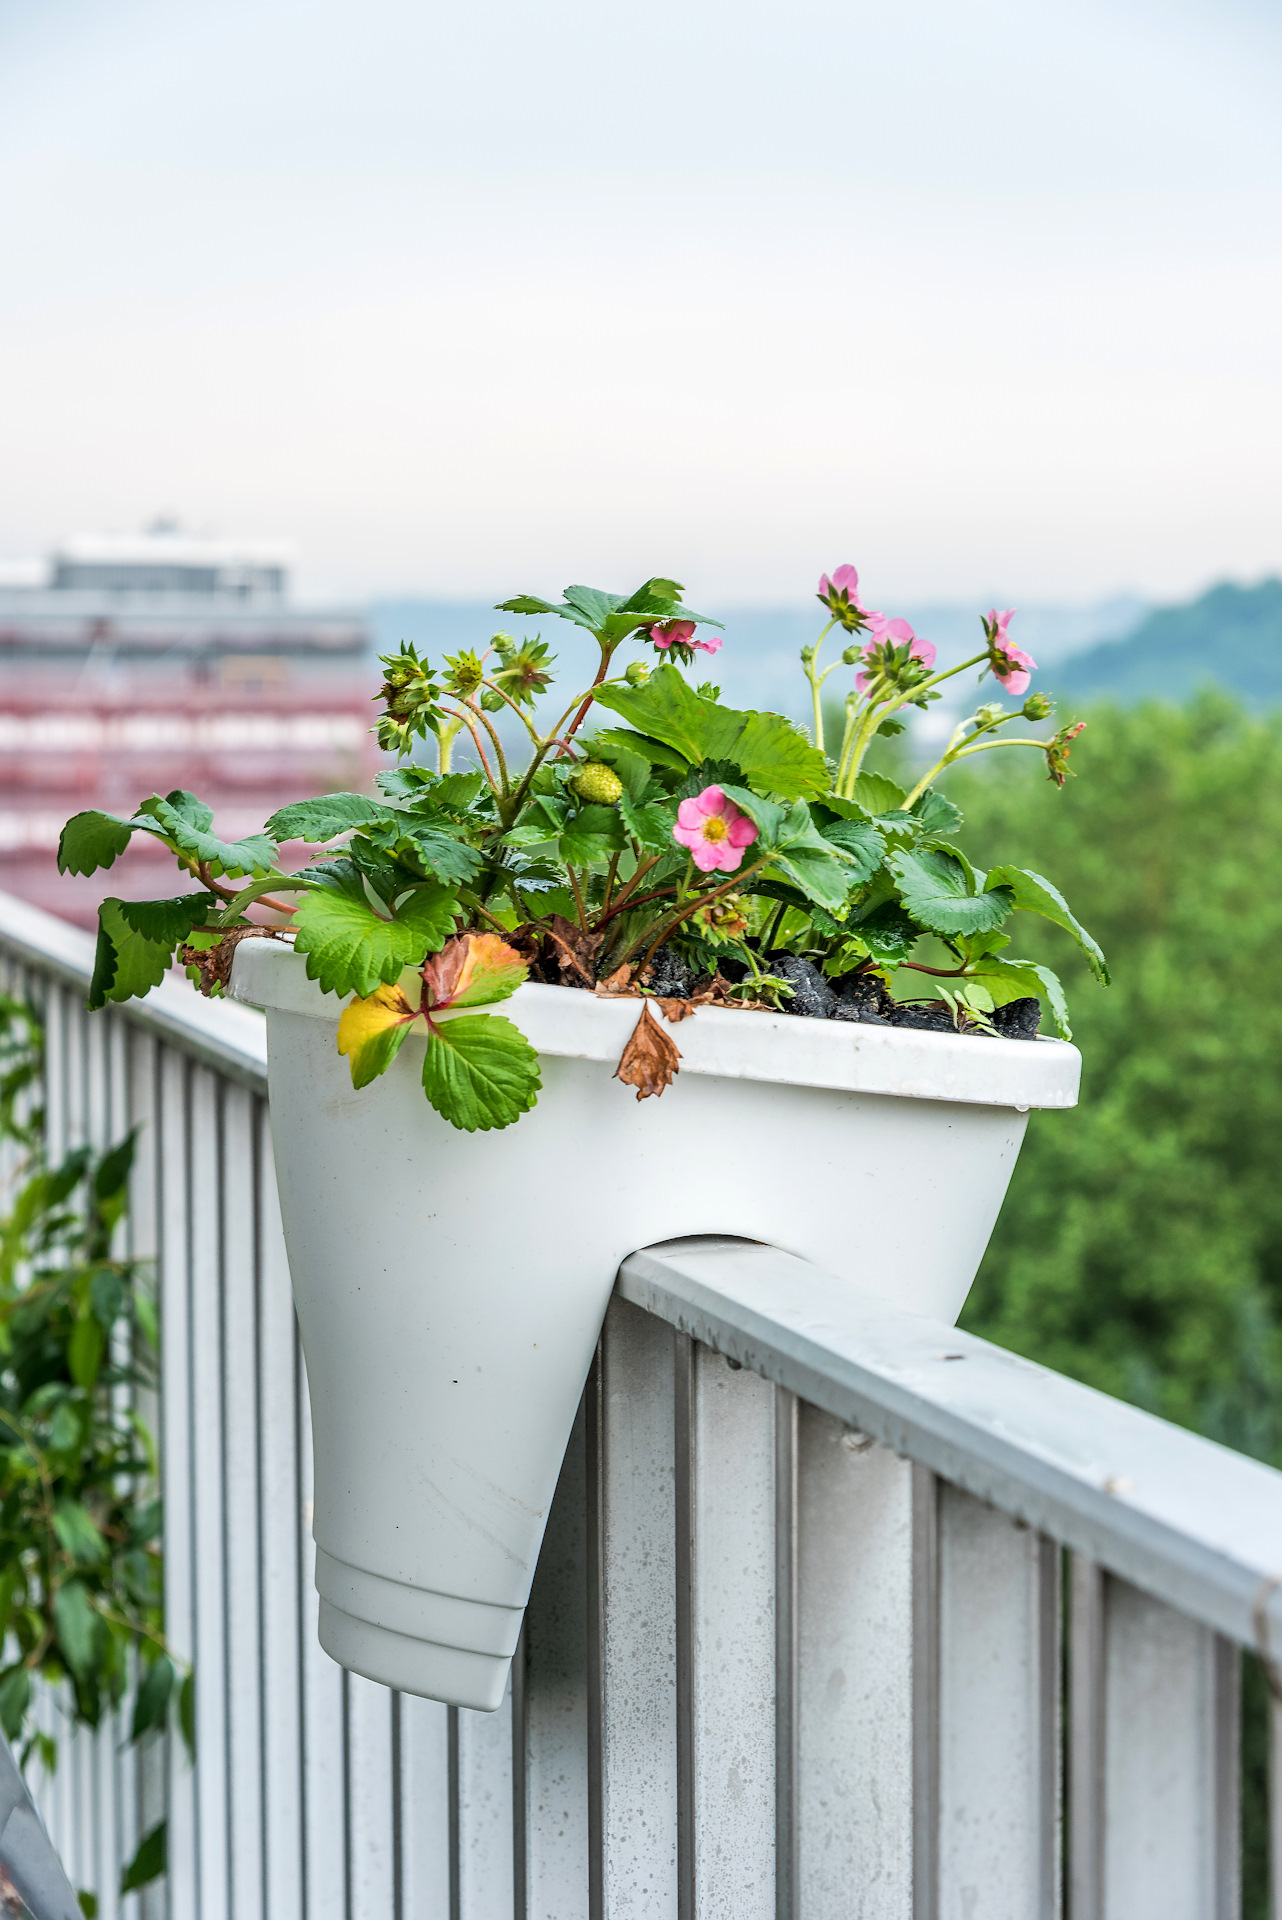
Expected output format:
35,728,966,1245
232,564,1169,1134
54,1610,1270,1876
855,619,937,692
817,564,876,631
672,785,758,874
649,619,722,656
985,608,1036,696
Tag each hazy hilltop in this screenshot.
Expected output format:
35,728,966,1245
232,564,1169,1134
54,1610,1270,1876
1056,580,1282,707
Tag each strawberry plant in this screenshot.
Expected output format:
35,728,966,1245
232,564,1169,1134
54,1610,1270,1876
59,568,1106,1132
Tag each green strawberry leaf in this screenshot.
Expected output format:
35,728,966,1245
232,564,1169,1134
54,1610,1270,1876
910,787,964,839
559,805,626,866
370,822,484,887
888,849,1015,936
116,894,221,943
58,810,135,876
618,793,676,853
88,901,177,1010
131,791,276,879
421,1013,541,1132
293,883,458,997
983,865,1109,984
814,814,885,883
263,794,400,842
589,727,691,776
375,768,487,815
593,668,828,799
968,956,1072,1039
849,772,909,814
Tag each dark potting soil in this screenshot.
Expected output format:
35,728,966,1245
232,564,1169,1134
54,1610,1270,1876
633,948,1043,1041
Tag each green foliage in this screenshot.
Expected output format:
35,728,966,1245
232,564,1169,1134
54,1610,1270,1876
56,812,135,878
953,696,1282,1460
420,1015,542,1132
63,567,1104,1129
293,884,457,996
0,1002,184,1907
593,668,829,799
88,901,177,1010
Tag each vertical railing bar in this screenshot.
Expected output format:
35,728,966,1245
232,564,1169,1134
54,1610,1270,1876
391,1691,404,1920
293,1319,310,1920
447,1706,461,1920
153,1037,174,1920
253,1097,271,1920
584,1349,604,1920
1214,1637,1241,1920
673,1332,695,1920
216,1077,237,1915
342,1670,353,1920
1037,1536,1062,1920
182,1057,203,1920
911,1463,940,1920
1271,1693,1282,1920
511,1627,528,1920
773,1387,798,1920
1068,1554,1104,1920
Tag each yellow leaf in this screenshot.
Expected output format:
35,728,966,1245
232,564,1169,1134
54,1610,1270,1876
336,983,419,1089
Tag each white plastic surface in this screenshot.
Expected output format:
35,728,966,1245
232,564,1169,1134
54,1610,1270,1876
230,944,1078,1710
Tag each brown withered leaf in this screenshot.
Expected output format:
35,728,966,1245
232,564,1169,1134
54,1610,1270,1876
594,963,637,997
542,914,602,986
655,996,696,1023
179,926,285,996
614,1000,682,1101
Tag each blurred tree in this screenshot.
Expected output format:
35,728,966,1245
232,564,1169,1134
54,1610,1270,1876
945,693,1282,1464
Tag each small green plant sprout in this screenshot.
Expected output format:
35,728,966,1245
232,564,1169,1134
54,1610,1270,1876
59,567,1106,1132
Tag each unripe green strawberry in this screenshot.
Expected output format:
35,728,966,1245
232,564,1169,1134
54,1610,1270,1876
571,762,623,805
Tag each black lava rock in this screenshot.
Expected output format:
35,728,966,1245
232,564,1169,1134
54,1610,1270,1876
991,996,1042,1042
833,971,896,1025
888,1001,957,1034
645,945,697,998
832,1001,892,1025
766,954,837,1019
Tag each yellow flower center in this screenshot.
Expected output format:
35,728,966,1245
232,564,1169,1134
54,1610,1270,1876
701,814,728,842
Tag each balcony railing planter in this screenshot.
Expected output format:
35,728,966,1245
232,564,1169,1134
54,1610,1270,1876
55,566,1107,1726
229,938,1079,1711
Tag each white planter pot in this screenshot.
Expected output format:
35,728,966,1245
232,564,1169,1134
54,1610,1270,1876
231,941,1080,1710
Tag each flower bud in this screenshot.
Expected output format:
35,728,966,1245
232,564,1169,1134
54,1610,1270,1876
1022,691,1053,721
624,660,650,686
974,702,1005,726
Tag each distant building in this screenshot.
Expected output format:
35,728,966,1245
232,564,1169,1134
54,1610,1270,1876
0,524,379,926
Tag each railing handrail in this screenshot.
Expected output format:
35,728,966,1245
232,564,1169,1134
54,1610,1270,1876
0,886,268,1091
619,1237,1282,1654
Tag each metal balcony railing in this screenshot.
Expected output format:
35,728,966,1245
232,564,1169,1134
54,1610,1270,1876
0,886,1277,1920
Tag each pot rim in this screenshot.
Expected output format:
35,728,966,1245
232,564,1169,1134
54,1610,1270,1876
230,937,1080,1112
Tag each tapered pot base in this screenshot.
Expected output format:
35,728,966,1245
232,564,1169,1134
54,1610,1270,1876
318,1602,511,1711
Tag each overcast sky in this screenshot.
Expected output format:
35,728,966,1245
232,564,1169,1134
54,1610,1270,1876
1,0,1279,606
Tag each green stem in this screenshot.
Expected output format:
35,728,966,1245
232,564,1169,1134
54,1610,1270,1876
618,856,772,975
901,734,1053,808
437,716,464,774
467,701,510,795
600,852,620,917
215,875,313,929
837,649,993,796
762,898,789,953
567,866,589,930
803,618,838,751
